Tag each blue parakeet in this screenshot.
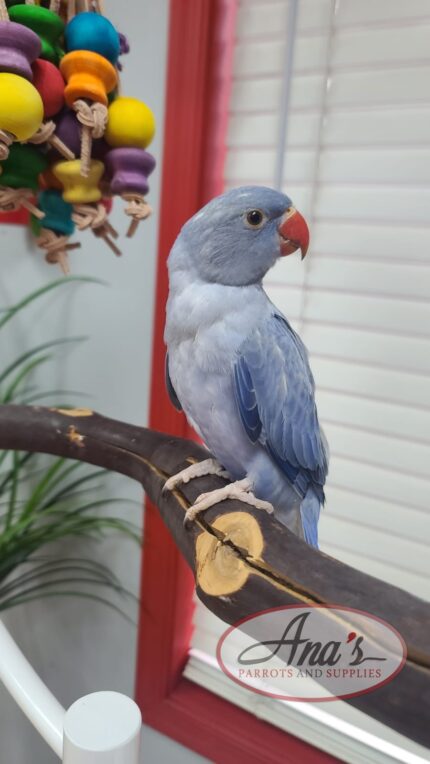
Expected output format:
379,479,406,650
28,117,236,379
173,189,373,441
164,186,328,547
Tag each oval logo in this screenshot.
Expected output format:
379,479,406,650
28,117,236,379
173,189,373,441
216,605,406,702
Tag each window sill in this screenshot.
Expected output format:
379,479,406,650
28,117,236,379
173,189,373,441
184,649,429,764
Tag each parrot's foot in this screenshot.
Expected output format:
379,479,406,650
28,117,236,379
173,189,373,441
163,458,230,492
184,477,274,524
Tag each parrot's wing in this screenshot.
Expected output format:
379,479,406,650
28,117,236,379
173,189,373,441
234,312,328,521
165,353,183,411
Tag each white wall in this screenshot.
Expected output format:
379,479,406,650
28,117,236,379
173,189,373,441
0,1,207,762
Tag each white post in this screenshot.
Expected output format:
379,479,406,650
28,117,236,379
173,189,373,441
0,620,65,757
62,691,142,763
0,621,143,762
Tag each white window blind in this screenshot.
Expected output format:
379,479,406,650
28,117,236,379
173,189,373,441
186,1,430,761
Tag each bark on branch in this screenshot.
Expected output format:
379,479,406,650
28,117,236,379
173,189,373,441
0,404,429,749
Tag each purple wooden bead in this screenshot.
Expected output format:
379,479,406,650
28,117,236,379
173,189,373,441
92,137,110,163
54,109,111,163
0,21,41,80
104,148,156,197
54,109,81,157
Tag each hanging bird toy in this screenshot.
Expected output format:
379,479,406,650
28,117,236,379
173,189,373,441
0,0,156,272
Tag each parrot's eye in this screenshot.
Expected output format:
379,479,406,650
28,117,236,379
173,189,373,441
245,209,265,228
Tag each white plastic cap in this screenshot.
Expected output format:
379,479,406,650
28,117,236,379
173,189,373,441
63,691,142,763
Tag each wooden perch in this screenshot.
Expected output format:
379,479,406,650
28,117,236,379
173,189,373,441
0,404,429,749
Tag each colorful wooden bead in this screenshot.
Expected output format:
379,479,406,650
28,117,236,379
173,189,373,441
0,73,43,154
53,108,111,165
0,142,47,218
38,189,75,236
54,109,81,156
91,136,110,162
52,158,120,255
9,5,64,64
105,97,155,149
53,158,103,204
0,142,47,190
38,165,64,192
0,21,40,80
35,190,80,275
60,50,117,108
30,213,42,238
32,59,64,118
105,148,155,197
29,60,73,158
104,147,155,238
65,12,120,65
60,51,117,177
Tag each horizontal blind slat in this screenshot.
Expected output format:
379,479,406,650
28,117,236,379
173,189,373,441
316,389,430,443
323,422,430,478
322,107,430,147
327,67,430,107
319,516,430,576
332,24,430,68
306,356,430,409
311,220,430,260
226,146,430,185
319,148,430,183
303,324,430,374
324,485,430,542
314,186,430,223
237,0,334,38
231,73,326,112
270,258,430,300
319,542,429,600
268,285,430,338
328,455,429,511
335,0,430,26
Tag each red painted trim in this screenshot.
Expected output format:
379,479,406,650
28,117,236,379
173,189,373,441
136,1,340,761
144,678,338,764
0,210,29,226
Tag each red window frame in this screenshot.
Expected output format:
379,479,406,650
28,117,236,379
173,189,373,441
0,210,30,225
135,2,339,761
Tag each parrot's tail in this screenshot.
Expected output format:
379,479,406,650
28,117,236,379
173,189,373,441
300,487,321,548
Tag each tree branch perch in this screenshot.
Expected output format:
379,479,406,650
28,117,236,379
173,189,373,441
0,404,429,749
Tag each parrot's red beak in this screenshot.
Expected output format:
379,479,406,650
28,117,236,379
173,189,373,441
278,207,310,260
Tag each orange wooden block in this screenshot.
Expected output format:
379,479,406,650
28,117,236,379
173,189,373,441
38,166,64,192
60,50,117,108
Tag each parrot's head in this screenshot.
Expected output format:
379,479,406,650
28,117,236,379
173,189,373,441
177,186,309,286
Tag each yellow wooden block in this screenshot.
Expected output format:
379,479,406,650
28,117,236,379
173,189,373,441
53,159,104,204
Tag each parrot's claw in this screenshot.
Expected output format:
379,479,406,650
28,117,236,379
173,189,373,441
163,458,230,492
184,478,274,524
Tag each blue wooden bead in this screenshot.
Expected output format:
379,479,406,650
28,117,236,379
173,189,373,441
65,12,120,65
38,189,75,236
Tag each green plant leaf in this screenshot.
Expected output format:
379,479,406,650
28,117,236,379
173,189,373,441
4,451,20,530
0,452,35,497
17,460,93,521
0,590,136,624
38,469,108,511
1,355,53,404
0,278,142,616
0,276,102,332
18,389,91,405
0,337,87,387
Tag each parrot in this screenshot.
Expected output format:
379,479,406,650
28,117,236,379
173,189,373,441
163,186,328,547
